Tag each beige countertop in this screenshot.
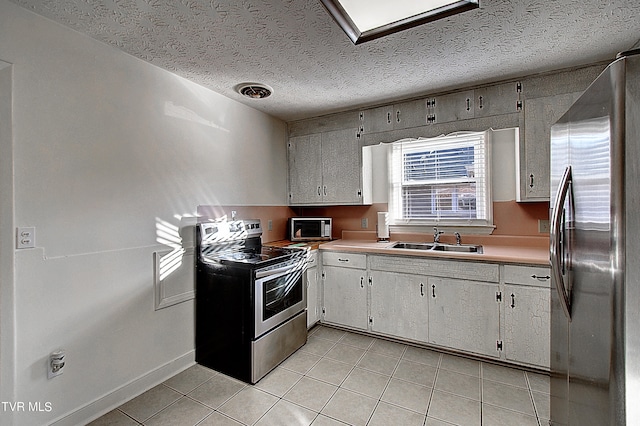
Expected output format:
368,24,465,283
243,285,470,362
318,238,550,266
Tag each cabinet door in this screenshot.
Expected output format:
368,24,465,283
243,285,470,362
474,82,522,118
289,134,323,204
504,284,550,368
393,98,427,129
306,265,319,328
321,128,363,204
430,90,474,124
429,277,500,357
361,105,394,134
370,271,429,342
322,265,368,330
518,92,581,201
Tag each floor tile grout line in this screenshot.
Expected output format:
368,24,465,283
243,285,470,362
196,409,247,426
480,361,484,426
113,326,550,426
142,396,212,426
524,372,542,426
423,351,442,424
115,408,143,425
524,371,543,426
187,377,247,412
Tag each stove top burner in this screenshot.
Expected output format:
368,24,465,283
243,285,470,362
226,252,262,261
202,246,298,265
198,219,306,269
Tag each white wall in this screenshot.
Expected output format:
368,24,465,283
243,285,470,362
0,1,288,424
490,128,518,202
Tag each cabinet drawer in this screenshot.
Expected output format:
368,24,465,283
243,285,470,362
503,265,551,287
306,250,318,266
322,252,367,269
369,255,499,283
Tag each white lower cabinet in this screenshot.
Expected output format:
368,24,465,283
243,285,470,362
322,252,368,330
369,271,429,342
502,265,551,368
305,251,320,328
320,251,550,370
429,277,501,358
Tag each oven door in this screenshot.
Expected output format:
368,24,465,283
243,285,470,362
254,260,306,338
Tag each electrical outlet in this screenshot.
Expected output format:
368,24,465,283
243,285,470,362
361,218,368,229
538,219,550,233
16,227,35,249
267,220,273,231
48,349,65,379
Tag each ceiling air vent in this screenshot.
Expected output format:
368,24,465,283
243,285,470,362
236,83,273,99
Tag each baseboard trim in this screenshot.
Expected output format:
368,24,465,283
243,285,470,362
50,351,195,426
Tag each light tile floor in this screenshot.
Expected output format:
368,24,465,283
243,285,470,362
89,325,550,426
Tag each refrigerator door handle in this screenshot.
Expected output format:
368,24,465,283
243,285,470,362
551,165,572,320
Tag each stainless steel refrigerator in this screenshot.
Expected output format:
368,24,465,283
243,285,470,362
549,49,640,425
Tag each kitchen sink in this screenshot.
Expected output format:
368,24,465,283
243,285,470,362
390,242,436,250
391,242,483,253
431,244,483,253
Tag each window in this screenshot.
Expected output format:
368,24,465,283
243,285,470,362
389,131,492,228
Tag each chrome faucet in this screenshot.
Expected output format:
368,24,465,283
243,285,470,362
433,227,444,243
454,232,462,245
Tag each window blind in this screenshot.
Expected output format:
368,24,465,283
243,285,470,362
389,131,491,225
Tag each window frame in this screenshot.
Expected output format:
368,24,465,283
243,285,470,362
388,130,494,231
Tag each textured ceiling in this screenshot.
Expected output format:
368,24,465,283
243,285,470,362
9,0,640,121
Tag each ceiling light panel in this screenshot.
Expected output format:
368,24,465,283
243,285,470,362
321,0,479,44
339,0,461,32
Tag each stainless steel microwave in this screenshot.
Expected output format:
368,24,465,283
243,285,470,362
288,217,332,242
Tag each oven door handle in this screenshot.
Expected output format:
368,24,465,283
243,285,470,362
255,262,305,279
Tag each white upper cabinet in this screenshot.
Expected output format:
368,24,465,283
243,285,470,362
518,92,582,201
288,133,323,204
288,128,372,205
361,105,394,134
427,90,475,124
361,99,429,132
474,82,523,118
393,98,429,129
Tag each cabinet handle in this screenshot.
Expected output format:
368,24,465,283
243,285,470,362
387,112,391,124
420,283,424,297
396,110,400,123
360,276,364,288
317,186,321,196
529,173,534,189
531,274,550,281
338,258,349,263
432,284,436,298
466,98,471,111
510,293,516,308
478,95,484,109
323,185,327,196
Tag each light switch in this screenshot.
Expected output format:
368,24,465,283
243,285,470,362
16,227,35,249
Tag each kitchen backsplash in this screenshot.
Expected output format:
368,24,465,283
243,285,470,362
293,201,549,239
208,200,548,243
198,205,296,243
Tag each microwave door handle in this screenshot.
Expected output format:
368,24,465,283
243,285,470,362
550,165,572,320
